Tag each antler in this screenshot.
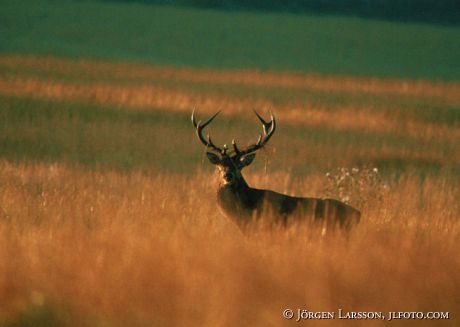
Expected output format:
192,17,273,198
232,110,276,157
191,109,225,154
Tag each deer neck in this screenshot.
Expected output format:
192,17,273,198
217,175,262,224
219,175,250,195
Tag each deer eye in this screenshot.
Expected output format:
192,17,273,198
223,171,235,183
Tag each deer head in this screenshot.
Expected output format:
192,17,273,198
191,110,276,187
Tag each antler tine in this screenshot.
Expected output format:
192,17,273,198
191,109,224,153
233,110,276,157
205,133,223,153
232,139,240,154
191,109,220,128
255,109,276,136
253,109,271,135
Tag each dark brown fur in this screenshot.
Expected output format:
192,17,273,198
215,166,360,231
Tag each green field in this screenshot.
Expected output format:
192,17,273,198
1,0,460,80
1,56,459,176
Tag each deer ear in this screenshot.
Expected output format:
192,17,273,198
239,153,256,167
206,152,221,165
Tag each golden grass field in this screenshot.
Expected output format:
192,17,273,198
0,55,459,326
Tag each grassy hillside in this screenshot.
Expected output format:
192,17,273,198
1,55,459,176
1,0,460,80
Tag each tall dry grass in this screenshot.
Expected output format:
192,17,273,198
0,160,458,327
1,55,459,326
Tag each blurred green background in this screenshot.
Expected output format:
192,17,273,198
1,0,459,80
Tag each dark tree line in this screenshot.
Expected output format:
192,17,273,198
96,0,460,25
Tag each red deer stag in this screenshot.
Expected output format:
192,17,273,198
192,110,360,232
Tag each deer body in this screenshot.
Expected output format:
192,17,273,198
192,110,360,232
216,172,360,231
